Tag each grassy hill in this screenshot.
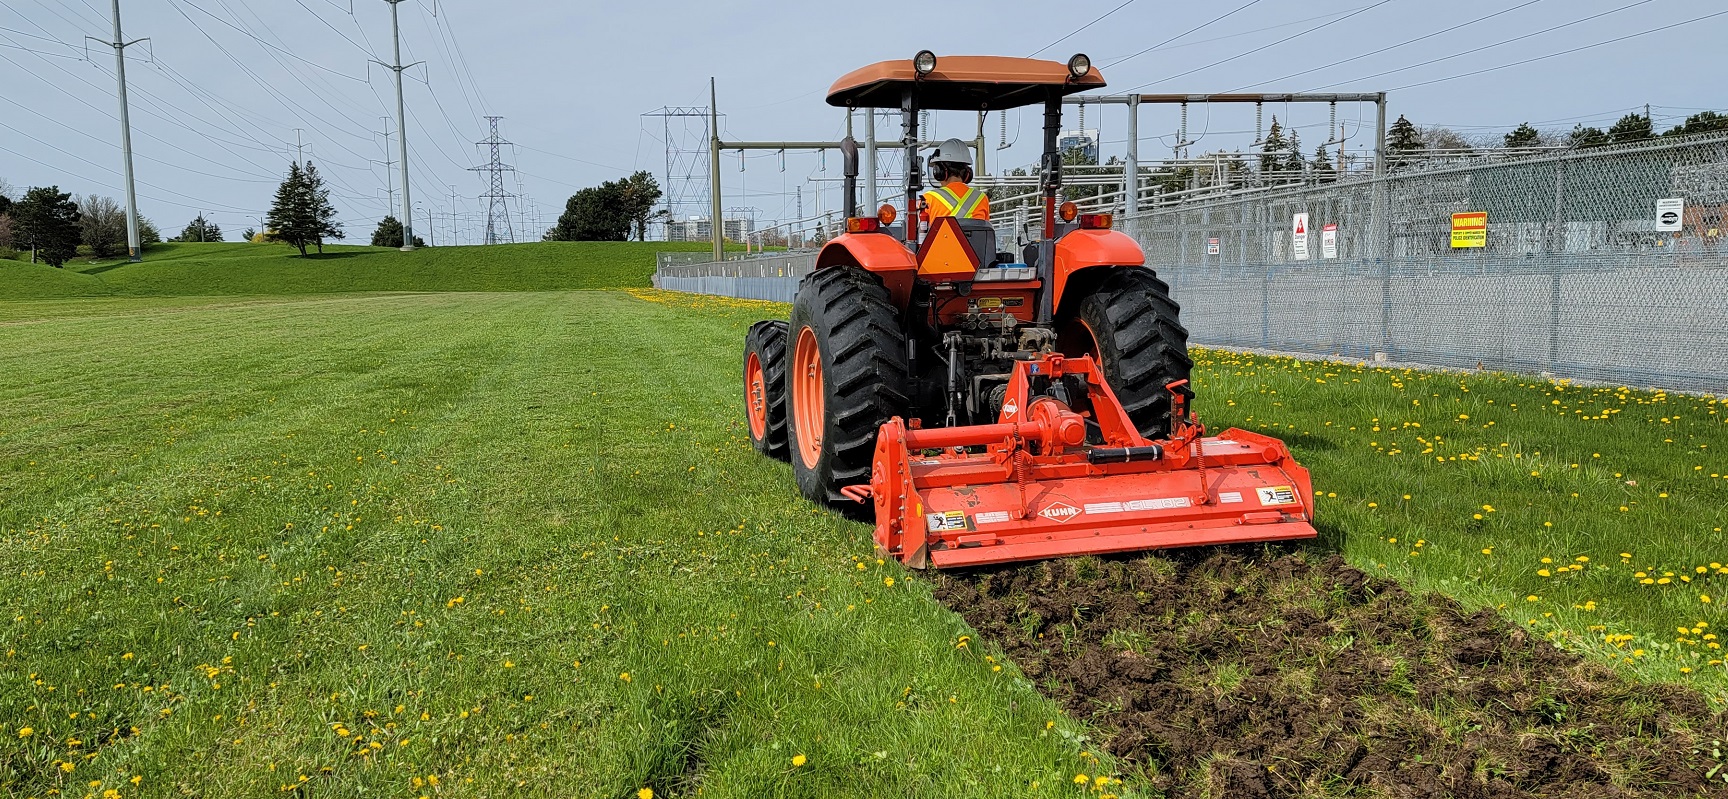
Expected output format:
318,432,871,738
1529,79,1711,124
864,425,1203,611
0,240,722,299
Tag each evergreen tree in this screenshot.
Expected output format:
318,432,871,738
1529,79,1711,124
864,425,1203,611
180,214,222,243
1607,112,1653,144
1503,123,1542,149
266,162,343,256
1311,145,1336,183
1386,114,1424,168
13,186,81,267
302,162,343,253
266,162,312,255
1569,124,1610,149
1664,110,1728,137
370,215,425,248
1283,128,1305,181
241,227,257,242
1258,116,1288,179
618,171,665,242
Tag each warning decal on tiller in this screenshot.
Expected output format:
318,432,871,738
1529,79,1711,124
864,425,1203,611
1256,486,1298,506
926,510,971,532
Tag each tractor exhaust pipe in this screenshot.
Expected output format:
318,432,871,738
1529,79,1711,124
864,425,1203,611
840,135,860,219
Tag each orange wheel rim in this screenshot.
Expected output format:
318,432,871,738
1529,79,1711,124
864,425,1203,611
1076,318,1103,364
791,326,825,469
745,351,768,440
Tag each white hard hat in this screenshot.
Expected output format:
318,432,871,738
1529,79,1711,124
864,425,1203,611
928,138,973,167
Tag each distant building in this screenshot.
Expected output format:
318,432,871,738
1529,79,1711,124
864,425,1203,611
666,216,753,242
1059,129,1099,164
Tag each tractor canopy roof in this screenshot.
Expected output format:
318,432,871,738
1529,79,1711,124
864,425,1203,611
826,55,1105,111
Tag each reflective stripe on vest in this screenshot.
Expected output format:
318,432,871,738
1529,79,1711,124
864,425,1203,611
926,184,985,219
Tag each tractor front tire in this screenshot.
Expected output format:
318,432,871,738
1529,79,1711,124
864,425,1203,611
743,320,789,460
1064,268,1192,439
786,266,909,505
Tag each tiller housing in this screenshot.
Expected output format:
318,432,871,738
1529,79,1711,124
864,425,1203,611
851,354,1315,568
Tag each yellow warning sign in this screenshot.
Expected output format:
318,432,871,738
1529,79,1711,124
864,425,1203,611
1451,211,1487,249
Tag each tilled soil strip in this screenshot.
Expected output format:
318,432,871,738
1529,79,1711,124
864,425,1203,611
935,549,1728,799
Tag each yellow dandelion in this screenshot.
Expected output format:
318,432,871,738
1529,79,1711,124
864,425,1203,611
638,789,654,799
1074,774,1090,785
792,754,807,767
619,672,631,683
1526,595,1540,602
18,727,32,738
883,577,895,587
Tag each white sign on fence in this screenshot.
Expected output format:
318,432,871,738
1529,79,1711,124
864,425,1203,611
1657,197,1685,232
1322,223,1339,259
1207,237,1220,256
1292,213,1310,261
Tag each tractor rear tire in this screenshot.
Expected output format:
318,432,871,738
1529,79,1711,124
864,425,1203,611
786,266,909,505
1063,268,1192,439
743,320,789,460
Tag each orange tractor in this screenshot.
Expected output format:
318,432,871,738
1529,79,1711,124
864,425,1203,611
743,53,1316,568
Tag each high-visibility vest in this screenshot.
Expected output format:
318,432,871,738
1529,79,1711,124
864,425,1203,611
922,182,990,220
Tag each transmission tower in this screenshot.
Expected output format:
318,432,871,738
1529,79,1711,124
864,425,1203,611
469,116,516,245
642,105,718,240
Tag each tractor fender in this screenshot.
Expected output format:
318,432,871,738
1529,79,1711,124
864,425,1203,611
1051,229,1147,319
816,233,917,307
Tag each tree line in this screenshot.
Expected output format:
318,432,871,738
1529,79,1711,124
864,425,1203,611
543,171,663,242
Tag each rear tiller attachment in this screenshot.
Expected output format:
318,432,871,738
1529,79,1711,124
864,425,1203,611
847,354,1316,569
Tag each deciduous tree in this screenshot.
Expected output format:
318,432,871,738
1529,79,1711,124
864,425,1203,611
549,181,631,241
78,194,127,257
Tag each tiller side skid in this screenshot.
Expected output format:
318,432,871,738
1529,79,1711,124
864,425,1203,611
855,354,1317,569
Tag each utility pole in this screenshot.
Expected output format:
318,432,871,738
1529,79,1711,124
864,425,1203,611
292,129,305,163
469,116,516,244
88,0,147,262
709,77,724,262
374,117,397,212
372,0,422,251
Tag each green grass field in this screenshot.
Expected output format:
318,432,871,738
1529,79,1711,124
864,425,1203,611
0,241,727,299
1201,350,1728,692
0,287,1099,798
2,242,1724,797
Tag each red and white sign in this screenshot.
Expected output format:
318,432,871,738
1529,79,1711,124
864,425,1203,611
1039,502,1081,523
1207,237,1220,256
1292,213,1310,261
1322,223,1338,260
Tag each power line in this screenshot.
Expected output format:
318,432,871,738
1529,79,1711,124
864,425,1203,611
1029,0,1135,58
1387,7,1728,92
1303,0,1654,91
1227,0,1547,92
1104,0,1269,69
1123,0,1398,91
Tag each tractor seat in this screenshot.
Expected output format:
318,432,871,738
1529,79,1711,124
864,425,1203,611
956,218,1004,267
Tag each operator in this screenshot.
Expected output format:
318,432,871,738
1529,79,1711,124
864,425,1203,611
920,138,989,222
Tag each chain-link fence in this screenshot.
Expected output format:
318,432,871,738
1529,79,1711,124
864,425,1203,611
652,134,1728,392
1127,133,1728,392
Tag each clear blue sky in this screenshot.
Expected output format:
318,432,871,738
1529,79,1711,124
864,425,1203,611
1,0,1720,242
